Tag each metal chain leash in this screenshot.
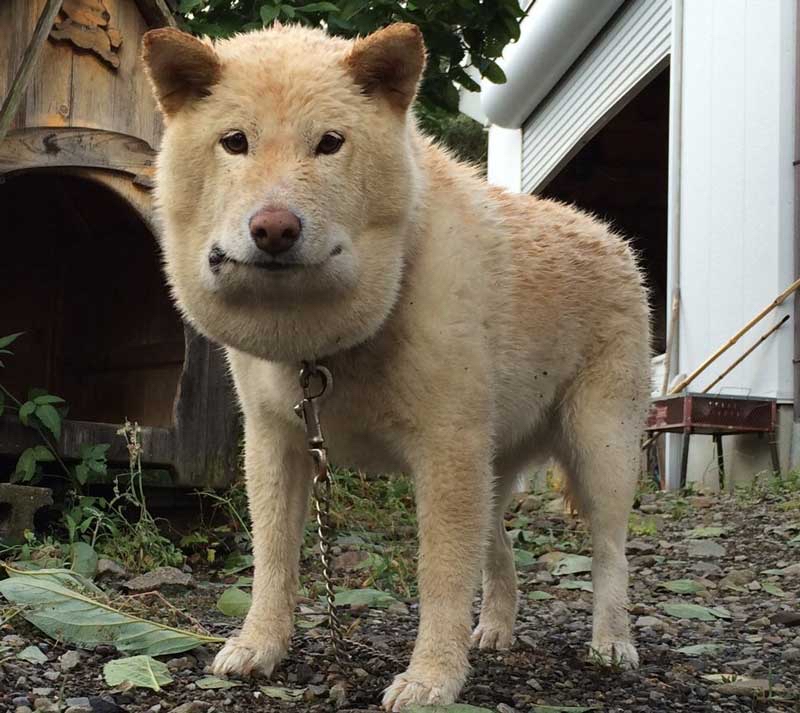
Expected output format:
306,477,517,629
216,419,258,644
294,361,404,669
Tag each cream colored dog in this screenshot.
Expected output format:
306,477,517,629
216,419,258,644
142,22,651,711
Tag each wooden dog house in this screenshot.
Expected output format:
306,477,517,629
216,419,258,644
0,0,239,488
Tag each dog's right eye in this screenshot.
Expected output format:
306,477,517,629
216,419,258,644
221,131,248,155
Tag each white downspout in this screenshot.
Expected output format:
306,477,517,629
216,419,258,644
664,0,685,490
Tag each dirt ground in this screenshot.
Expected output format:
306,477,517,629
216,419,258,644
1,484,799,713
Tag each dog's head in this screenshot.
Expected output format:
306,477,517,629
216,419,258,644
142,23,426,361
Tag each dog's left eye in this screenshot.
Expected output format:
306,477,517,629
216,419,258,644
316,132,345,156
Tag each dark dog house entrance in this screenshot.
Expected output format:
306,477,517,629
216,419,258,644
0,172,240,489
0,173,184,427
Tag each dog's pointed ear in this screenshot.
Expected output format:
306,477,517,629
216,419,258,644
346,23,426,112
142,28,221,117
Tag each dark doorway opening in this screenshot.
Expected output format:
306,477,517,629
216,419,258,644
542,67,670,354
0,174,185,428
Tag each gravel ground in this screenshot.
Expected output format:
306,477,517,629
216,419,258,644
1,487,799,713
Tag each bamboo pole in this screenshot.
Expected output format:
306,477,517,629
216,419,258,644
0,0,63,143
701,314,790,394
668,276,800,395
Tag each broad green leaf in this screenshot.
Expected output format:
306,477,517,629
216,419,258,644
35,403,61,439
482,60,506,84
32,445,55,462
217,587,251,617
104,655,173,691
70,542,98,579
552,555,592,576
261,685,305,701
33,394,65,406
514,548,537,570
762,564,799,576
675,643,724,657
0,332,23,349
178,0,205,12
259,3,279,25
17,645,47,664
293,1,338,11
18,400,35,425
557,579,593,592
684,526,726,539
74,464,89,485
0,573,223,655
333,587,399,609
659,602,731,621
761,582,786,597
196,675,242,690
6,565,103,596
659,579,706,595
14,448,37,482
527,590,554,601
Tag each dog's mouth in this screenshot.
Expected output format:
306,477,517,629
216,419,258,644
209,245,343,274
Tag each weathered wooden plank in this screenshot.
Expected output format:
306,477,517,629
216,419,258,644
0,0,64,142
63,0,164,149
173,325,241,488
134,0,177,28
0,416,175,467
0,127,155,180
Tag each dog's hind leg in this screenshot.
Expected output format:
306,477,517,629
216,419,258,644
471,468,518,649
556,374,647,669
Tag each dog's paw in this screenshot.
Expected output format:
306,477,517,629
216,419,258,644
588,640,639,669
212,636,286,678
382,668,464,712
471,619,513,650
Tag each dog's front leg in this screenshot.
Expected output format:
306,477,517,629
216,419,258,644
213,422,309,678
383,435,491,711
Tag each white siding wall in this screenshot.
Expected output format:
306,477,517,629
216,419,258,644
678,0,796,400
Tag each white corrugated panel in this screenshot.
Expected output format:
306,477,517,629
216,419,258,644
521,0,672,193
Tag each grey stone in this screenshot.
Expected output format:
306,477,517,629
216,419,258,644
165,655,195,672
169,703,209,713
635,615,665,629
31,688,53,697
124,566,193,592
332,550,368,571
15,707,33,713
719,569,756,589
329,682,347,707
96,559,127,580
42,671,60,682
66,699,92,709
60,650,81,671
688,539,726,559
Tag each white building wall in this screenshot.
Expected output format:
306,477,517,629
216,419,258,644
669,0,796,490
678,0,795,400
487,126,522,193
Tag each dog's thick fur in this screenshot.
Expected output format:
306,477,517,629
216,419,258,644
143,23,651,711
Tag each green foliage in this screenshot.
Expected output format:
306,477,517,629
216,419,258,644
416,104,487,170
179,0,526,113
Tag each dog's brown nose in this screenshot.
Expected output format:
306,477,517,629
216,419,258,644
249,208,301,255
